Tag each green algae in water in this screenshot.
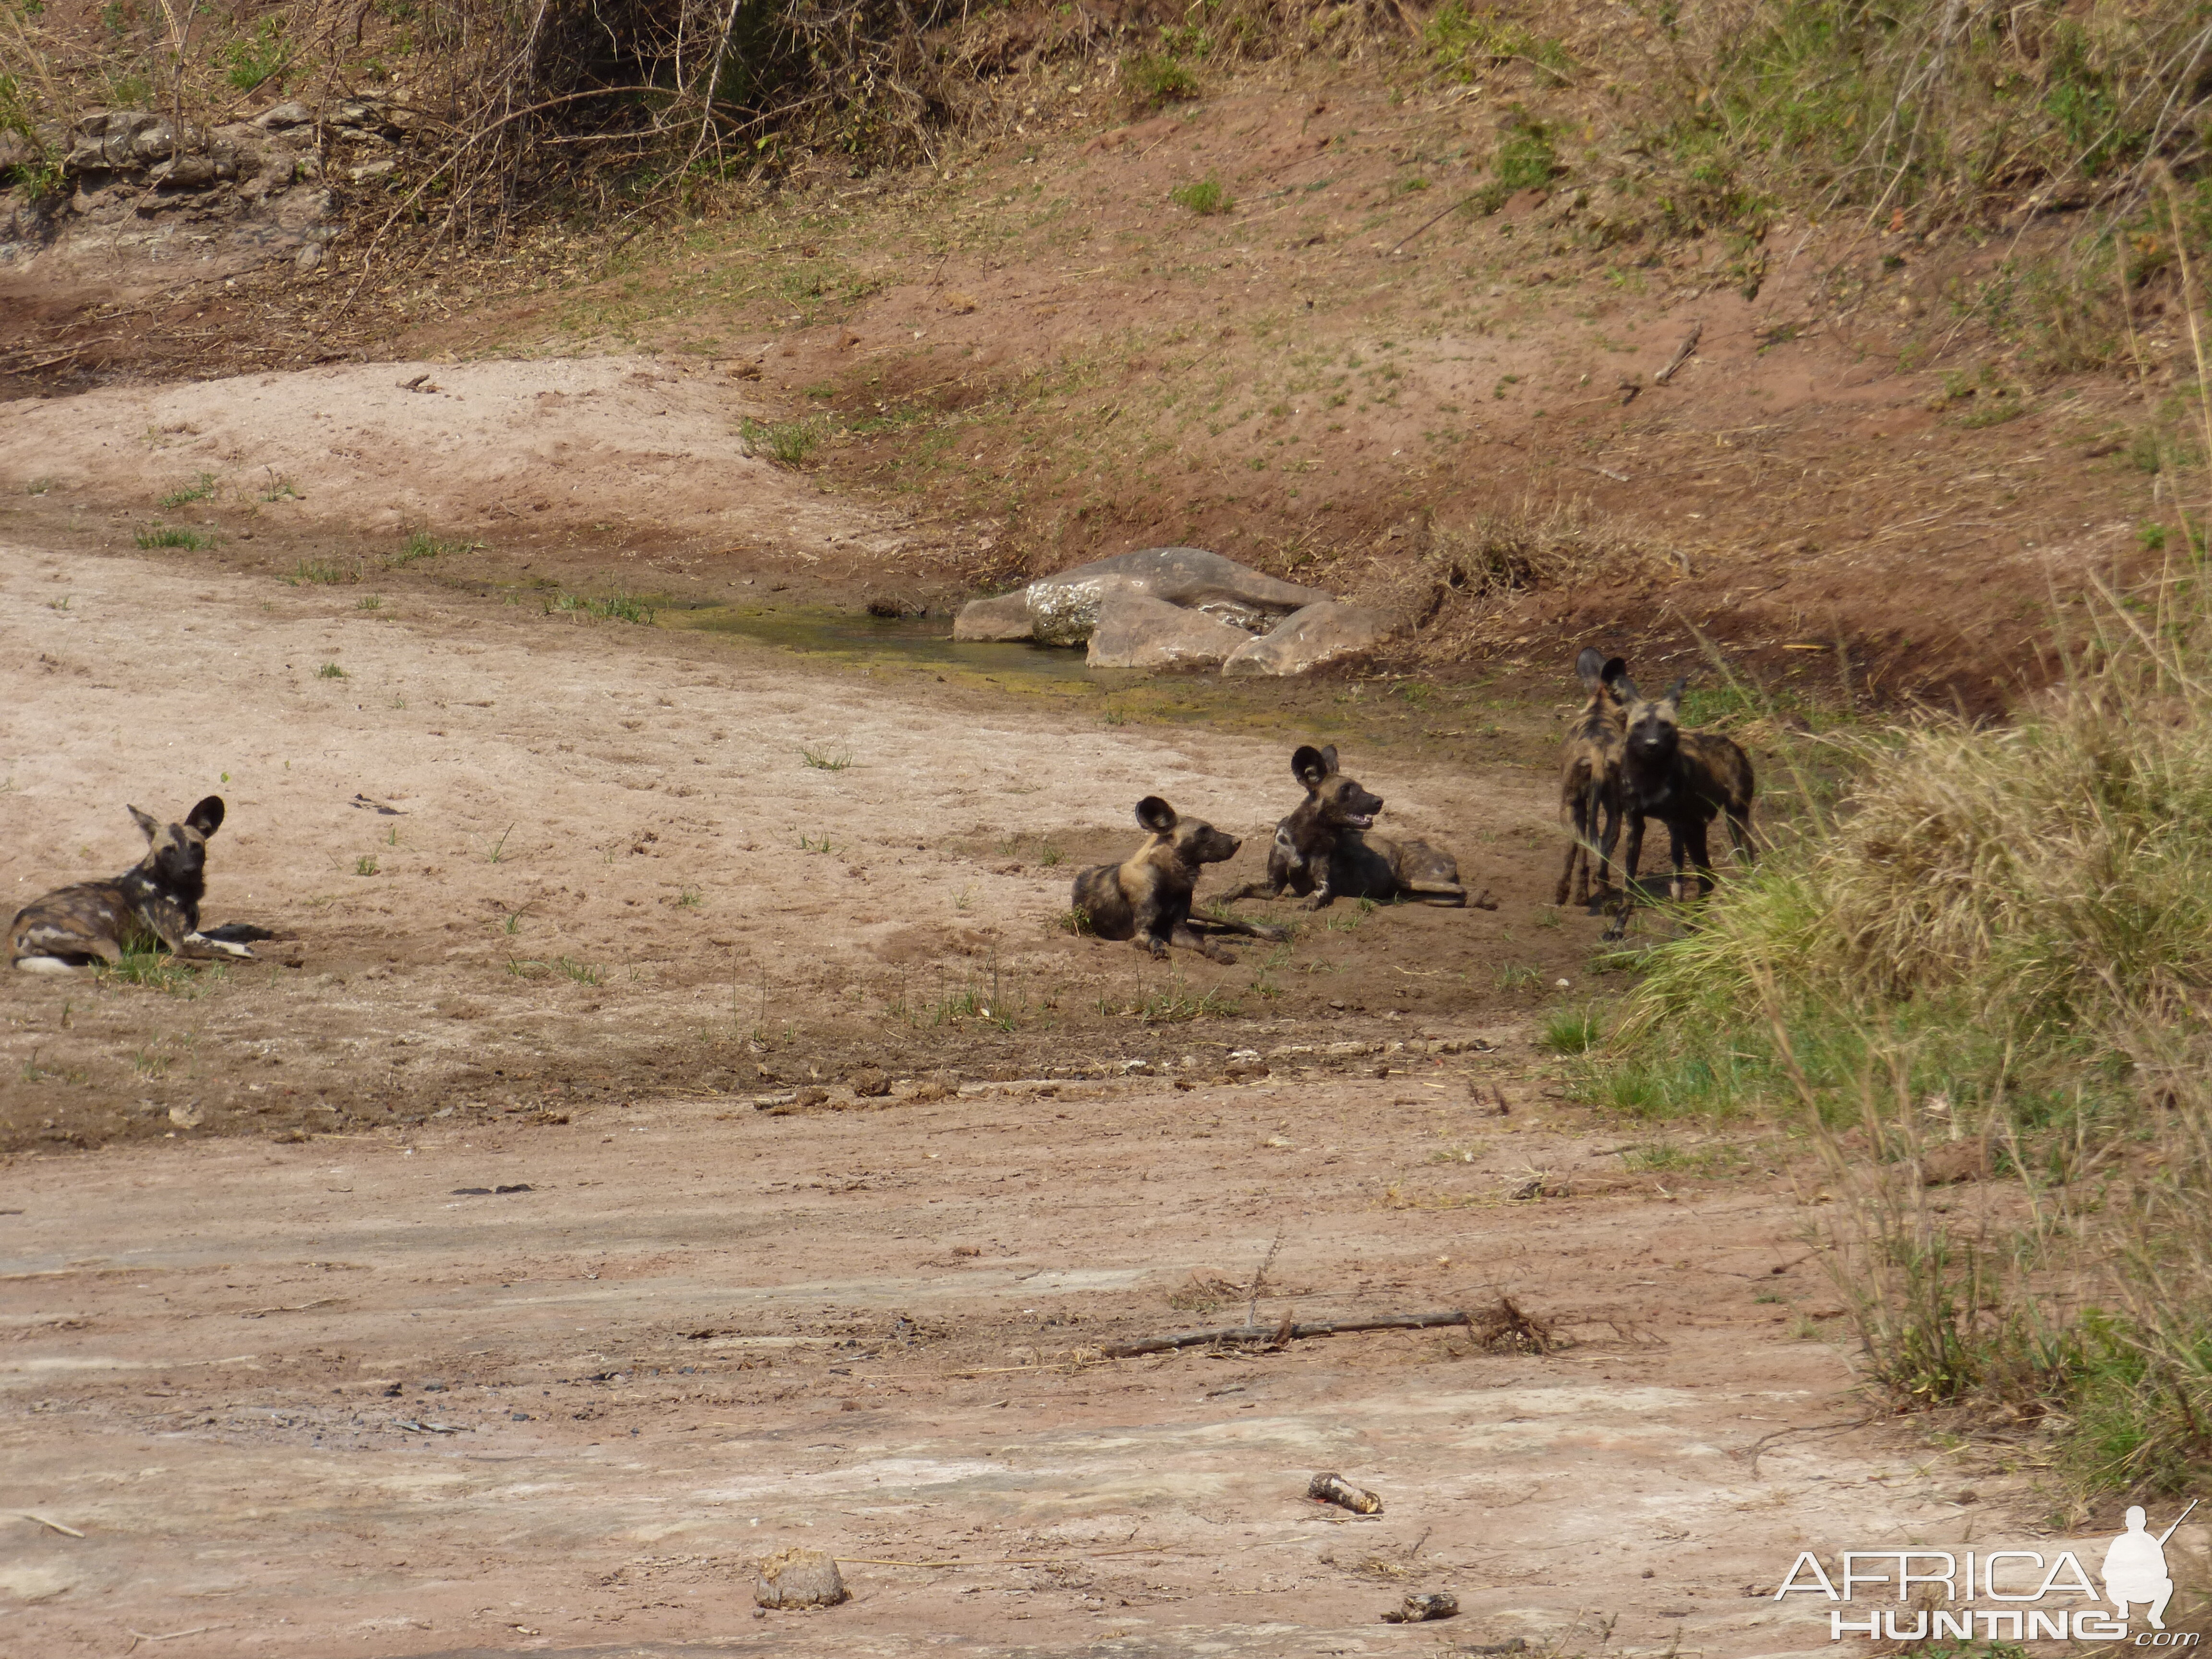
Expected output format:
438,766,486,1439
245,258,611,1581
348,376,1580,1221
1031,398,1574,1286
673,603,1103,691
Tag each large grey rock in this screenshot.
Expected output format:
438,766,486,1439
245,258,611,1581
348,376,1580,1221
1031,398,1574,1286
951,589,1034,641
1222,601,1388,677
1028,547,1327,646
1087,590,1255,669
753,1546,848,1609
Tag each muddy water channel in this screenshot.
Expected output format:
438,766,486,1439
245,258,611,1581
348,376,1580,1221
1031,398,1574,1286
666,601,1557,770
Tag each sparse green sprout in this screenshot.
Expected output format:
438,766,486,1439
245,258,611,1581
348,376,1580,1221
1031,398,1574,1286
1541,1005,1602,1054
676,887,703,909
159,472,217,508
1126,51,1198,108
136,526,211,550
354,854,379,876
390,530,469,565
545,591,656,624
357,594,383,611
286,559,354,585
1171,176,1233,216
1054,906,1095,936
557,956,602,986
259,472,301,502
316,661,346,679
738,417,820,468
26,479,53,495
801,746,854,771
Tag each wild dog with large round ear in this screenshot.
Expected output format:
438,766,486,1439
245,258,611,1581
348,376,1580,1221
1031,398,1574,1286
10,796,258,971
1069,796,1284,962
1602,676,1756,941
1221,744,1467,909
1555,647,1632,909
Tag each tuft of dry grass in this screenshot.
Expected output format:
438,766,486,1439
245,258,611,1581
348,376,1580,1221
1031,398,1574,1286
1377,499,1685,659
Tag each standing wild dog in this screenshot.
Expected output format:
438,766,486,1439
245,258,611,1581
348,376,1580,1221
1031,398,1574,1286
1222,745,1467,909
1554,647,1631,909
1071,796,1285,962
1601,678,1755,940
11,796,257,971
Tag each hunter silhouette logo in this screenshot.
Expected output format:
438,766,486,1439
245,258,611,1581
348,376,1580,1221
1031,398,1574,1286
1775,1500,2200,1643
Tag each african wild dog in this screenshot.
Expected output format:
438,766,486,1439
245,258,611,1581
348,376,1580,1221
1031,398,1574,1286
1601,678,1755,940
1222,744,1467,909
1071,796,1284,962
1554,647,1631,909
11,796,257,971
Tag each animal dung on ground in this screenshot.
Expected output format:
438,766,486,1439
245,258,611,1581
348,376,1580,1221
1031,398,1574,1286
849,1066,891,1098
1308,1472,1383,1515
1382,1591,1460,1623
753,1546,849,1610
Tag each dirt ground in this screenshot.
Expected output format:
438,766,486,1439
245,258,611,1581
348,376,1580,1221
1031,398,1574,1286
5,1070,2096,1659
0,521,2136,1658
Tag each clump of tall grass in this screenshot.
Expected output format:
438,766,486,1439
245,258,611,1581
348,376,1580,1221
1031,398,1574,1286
1582,550,2212,1497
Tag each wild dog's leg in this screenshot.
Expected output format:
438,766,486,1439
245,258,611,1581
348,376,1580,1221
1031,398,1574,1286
1400,880,1467,905
1595,777,1623,898
144,896,257,960
1128,890,1176,960
1194,911,1287,942
1604,811,1647,940
1683,819,1715,901
1556,777,1587,908
1168,921,1236,962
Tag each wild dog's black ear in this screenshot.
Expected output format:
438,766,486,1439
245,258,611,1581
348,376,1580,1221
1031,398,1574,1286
127,805,161,842
1291,745,1330,789
185,796,226,838
1134,796,1178,835
1601,656,1629,689
1574,646,1606,689
1663,676,1688,707
1319,744,1339,775
1614,674,1643,704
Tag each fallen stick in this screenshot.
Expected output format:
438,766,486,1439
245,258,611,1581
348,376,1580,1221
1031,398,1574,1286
837,1545,1168,1568
123,1628,215,1653
1653,322,1703,385
13,1511,85,1538
1102,1309,1472,1358
1390,193,1485,254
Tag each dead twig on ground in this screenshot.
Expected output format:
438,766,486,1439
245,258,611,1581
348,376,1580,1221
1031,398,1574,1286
1653,323,1704,385
1104,1308,1472,1358
1740,1414,1878,1476
123,1629,216,1653
836,1545,1169,1567
12,1511,85,1537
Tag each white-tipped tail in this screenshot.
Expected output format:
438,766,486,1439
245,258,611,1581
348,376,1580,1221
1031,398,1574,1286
12,956,81,974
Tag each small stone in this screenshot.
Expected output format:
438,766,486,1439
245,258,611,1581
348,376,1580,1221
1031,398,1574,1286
753,1546,847,1610
295,242,323,273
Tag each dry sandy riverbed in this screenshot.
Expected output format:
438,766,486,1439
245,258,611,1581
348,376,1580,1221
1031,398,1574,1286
0,364,2061,1656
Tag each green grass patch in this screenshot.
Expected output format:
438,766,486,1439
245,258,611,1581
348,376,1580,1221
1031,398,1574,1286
136,526,211,550
159,472,217,508
1170,176,1233,216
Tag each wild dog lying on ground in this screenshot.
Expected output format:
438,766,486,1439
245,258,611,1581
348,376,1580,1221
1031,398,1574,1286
11,796,260,971
1555,647,1631,909
1071,796,1285,962
1222,744,1467,909
1601,678,1756,940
